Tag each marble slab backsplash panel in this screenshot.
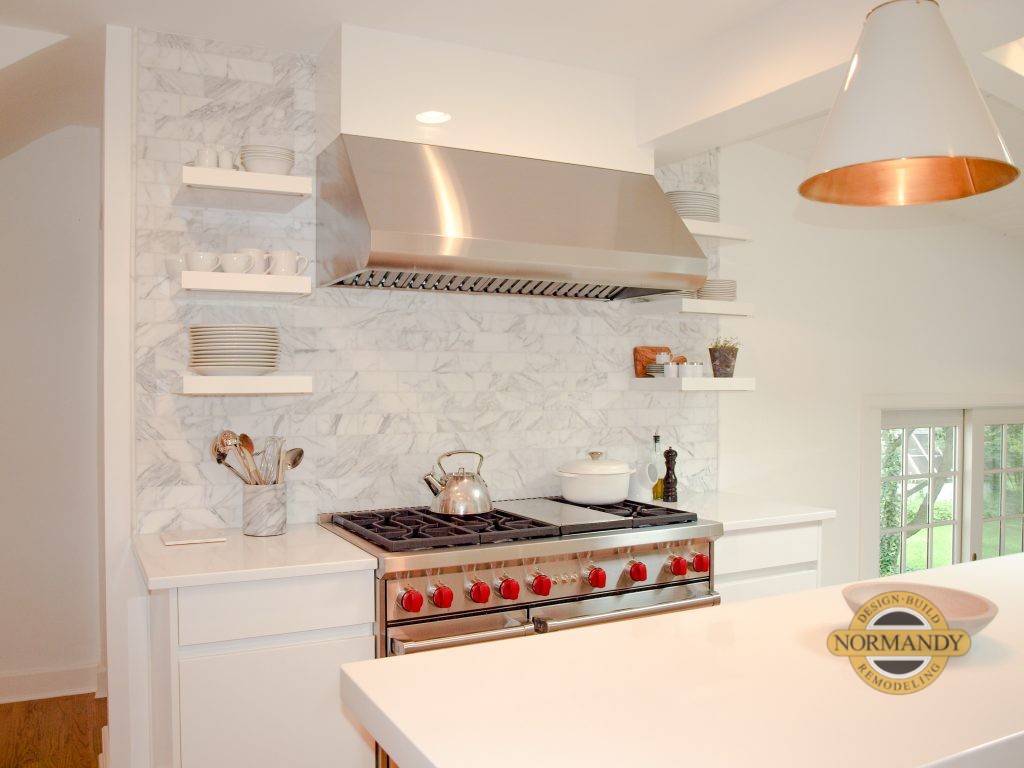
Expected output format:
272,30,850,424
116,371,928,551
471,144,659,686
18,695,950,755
134,29,721,532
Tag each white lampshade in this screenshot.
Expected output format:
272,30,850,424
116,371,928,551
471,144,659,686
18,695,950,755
800,0,1019,206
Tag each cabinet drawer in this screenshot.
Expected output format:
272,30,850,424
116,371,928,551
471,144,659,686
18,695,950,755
179,635,375,768
715,524,819,576
716,568,819,602
178,571,373,646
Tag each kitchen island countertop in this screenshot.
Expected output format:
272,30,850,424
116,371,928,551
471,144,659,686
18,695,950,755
340,554,1023,768
133,523,375,589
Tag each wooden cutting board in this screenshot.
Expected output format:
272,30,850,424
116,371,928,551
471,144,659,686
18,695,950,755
633,346,687,377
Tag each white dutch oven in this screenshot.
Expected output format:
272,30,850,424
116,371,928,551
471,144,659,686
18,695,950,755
556,451,635,505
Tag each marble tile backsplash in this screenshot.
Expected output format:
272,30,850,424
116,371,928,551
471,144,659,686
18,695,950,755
133,29,721,532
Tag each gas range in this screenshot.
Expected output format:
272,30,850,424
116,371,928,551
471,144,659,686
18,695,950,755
320,496,720,764
320,496,721,652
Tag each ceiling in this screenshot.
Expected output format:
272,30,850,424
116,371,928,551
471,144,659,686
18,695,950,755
3,0,1024,239
0,0,789,76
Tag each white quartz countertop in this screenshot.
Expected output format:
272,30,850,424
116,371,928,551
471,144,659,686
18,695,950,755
133,523,375,590
340,554,1023,768
656,490,836,531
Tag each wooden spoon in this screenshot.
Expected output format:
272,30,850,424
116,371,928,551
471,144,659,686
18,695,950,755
237,433,263,484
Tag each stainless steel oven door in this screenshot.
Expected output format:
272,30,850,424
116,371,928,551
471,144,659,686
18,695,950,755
530,582,718,633
387,609,532,656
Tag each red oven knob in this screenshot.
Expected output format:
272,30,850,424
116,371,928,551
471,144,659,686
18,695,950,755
587,566,607,589
691,553,710,573
431,584,454,609
628,561,648,582
531,574,553,596
399,588,424,613
469,581,491,604
669,556,688,576
498,578,520,600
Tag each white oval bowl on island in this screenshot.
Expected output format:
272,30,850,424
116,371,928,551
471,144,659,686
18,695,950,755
842,581,998,635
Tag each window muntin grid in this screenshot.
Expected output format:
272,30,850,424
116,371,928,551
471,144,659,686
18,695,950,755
880,421,961,577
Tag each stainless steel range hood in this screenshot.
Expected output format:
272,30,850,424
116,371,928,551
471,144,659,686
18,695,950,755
316,134,706,300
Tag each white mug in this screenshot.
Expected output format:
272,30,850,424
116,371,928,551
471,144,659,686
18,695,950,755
664,362,678,378
655,352,671,364
218,148,235,169
221,252,255,273
237,248,271,274
195,146,218,168
268,249,309,276
186,251,221,272
682,362,704,378
628,462,658,502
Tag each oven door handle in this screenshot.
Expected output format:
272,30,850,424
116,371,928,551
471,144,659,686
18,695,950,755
532,593,720,634
390,623,535,655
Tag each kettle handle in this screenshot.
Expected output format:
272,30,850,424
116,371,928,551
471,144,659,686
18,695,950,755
437,450,485,476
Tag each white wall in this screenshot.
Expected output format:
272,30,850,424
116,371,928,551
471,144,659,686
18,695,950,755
0,125,101,701
717,141,1024,585
318,25,652,173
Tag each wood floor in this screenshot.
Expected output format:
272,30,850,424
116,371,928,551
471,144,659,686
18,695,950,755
0,694,106,768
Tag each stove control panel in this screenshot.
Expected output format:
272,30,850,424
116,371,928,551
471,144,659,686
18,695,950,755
387,538,713,620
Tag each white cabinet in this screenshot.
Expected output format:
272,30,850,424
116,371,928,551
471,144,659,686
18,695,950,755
179,635,374,768
150,572,375,768
176,571,372,645
714,521,826,603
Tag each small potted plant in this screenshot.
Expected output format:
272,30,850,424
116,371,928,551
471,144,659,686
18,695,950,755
708,337,740,378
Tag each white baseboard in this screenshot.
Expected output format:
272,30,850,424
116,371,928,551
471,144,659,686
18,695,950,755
99,725,109,768
0,664,99,704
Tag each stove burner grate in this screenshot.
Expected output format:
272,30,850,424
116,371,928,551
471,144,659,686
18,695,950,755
332,508,560,552
553,498,698,528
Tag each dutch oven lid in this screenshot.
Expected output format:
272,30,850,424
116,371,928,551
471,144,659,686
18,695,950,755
559,451,633,475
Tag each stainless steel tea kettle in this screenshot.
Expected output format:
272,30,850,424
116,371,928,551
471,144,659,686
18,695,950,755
422,450,493,516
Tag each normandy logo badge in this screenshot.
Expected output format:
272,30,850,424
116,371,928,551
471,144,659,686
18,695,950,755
828,590,970,694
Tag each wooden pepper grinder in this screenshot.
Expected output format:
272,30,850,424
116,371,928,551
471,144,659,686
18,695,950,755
662,446,678,502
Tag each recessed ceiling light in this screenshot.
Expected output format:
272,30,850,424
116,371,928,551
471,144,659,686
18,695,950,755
416,111,452,125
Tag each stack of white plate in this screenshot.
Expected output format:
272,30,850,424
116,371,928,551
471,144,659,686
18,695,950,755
665,190,720,222
645,364,665,376
697,279,737,301
240,145,295,175
189,325,280,376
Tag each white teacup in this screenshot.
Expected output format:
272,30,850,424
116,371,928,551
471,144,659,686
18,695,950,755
268,249,309,276
221,252,255,273
195,146,218,168
187,251,221,272
237,248,270,274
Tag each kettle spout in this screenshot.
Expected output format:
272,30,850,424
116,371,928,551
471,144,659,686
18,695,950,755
423,472,444,497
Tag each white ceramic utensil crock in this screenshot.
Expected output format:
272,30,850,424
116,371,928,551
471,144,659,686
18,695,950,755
556,451,635,505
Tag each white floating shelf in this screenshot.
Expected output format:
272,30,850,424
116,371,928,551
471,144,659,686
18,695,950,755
179,271,312,296
632,377,756,392
682,219,752,243
625,297,754,317
174,166,313,212
181,375,313,395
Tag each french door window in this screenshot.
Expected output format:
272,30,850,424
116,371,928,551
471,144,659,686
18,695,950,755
880,411,962,577
879,407,1024,576
967,409,1024,560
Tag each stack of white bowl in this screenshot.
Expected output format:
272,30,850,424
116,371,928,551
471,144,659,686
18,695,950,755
189,325,280,376
240,145,295,175
697,279,737,301
665,190,720,222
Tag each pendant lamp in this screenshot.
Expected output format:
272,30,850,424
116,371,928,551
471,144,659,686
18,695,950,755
799,0,1019,206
